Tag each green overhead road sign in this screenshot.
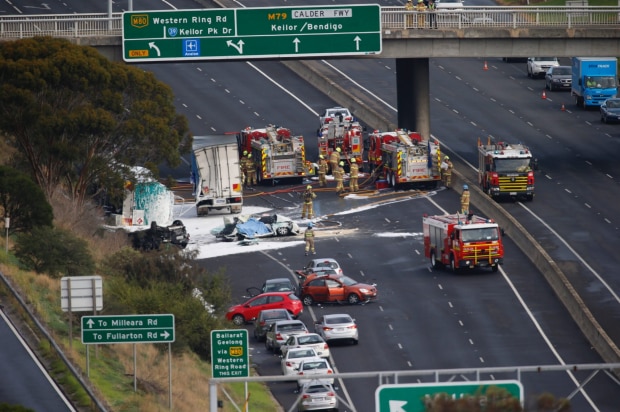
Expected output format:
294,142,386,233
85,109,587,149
122,5,381,62
211,329,249,378
81,314,175,344
375,380,523,412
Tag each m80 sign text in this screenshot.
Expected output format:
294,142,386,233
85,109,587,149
122,5,381,62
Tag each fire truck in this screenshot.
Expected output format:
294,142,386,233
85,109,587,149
478,138,535,201
318,119,364,172
368,129,441,188
238,125,306,183
423,213,504,272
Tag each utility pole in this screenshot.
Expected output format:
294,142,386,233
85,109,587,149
4,215,9,254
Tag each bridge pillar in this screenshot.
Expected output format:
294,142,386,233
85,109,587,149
396,58,430,139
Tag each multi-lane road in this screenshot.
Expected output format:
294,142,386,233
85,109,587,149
2,0,620,411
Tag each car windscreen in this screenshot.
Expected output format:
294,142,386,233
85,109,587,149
340,276,357,286
279,323,306,332
326,316,352,324
461,227,499,242
298,335,322,344
494,158,531,173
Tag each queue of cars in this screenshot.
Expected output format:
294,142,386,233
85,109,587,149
223,257,369,410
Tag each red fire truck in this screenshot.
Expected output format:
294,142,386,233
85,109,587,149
423,213,504,272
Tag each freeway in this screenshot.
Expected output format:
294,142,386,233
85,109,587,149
3,0,620,411
0,308,76,411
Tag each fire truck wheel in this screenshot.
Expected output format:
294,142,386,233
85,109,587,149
430,251,441,269
450,255,458,272
347,293,361,304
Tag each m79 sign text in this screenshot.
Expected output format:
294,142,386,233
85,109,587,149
122,5,381,62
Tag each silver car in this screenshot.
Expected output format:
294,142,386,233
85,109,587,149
265,320,309,353
297,381,339,412
314,313,359,345
295,358,334,390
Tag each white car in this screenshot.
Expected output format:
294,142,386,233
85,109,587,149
527,57,560,79
314,313,359,345
280,347,319,376
280,333,330,359
296,358,334,390
214,214,301,241
297,258,344,278
319,107,353,127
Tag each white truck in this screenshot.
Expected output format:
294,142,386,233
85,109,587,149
191,135,243,216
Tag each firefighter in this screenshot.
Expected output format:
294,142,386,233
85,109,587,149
416,0,427,28
301,185,317,219
335,161,345,194
349,158,359,192
240,150,249,187
304,222,316,256
318,155,328,187
329,147,341,175
245,153,257,186
460,184,470,214
404,0,414,28
441,155,453,188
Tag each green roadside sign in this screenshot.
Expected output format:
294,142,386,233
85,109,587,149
122,5,381,62
211,329,249,378
375,380,523,412
81,314,175,344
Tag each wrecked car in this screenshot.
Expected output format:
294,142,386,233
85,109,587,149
129,220,190,251
213,214,301,241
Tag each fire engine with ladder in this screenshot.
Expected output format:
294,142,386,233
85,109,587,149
423,213,504,272
238,125,306,184
318,118,364,172
478,137,535,201
368,129,441,188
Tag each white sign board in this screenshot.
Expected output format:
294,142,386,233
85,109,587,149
60,275,103,312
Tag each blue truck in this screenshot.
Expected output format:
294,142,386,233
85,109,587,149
571,57,618,108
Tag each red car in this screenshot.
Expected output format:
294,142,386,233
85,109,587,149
299,275,377,306
226,292,303,326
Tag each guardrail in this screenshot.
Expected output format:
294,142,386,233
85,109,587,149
0,7,618,40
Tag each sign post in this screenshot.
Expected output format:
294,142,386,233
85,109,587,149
122,5,381,62
375,380,523,412
81,314,175,344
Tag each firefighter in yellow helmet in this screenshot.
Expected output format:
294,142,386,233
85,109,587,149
416,0,427,28
349,158,359,192
245,153,257,186
329,147,341,176
440,155,453,188
301,185,317,219
335,161,345,194
405,0,414,29
318,154,328,187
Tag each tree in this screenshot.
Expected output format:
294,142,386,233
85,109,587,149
14,226,95,278
0,165,53,234
0,37,191,206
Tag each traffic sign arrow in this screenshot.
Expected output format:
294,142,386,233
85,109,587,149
389,400,407,412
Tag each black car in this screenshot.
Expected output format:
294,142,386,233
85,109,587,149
128,220,190,251
545,65,571,91
600,98,620,123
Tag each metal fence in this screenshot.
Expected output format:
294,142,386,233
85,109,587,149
0,7,618,40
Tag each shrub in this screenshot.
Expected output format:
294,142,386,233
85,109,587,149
14,226,95,278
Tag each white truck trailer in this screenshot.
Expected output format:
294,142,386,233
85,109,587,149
191,135,243,216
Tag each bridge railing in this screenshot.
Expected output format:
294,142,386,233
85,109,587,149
382,6,620,29
0,7,618,40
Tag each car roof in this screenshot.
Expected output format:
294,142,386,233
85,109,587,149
274,319,305,326
258,308,290,316
264,277,292,284
309,258,340,267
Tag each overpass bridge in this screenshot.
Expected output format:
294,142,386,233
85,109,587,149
0,6,618,137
